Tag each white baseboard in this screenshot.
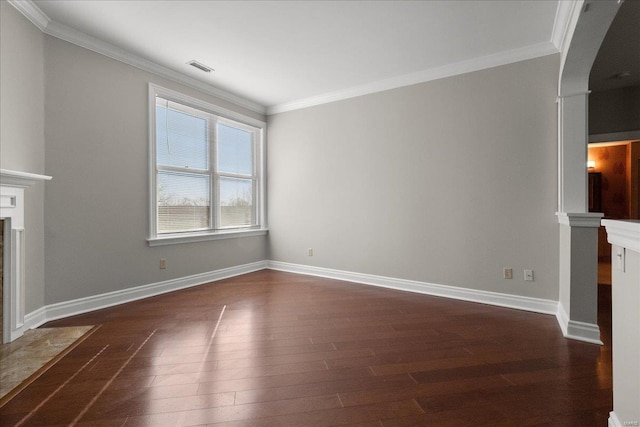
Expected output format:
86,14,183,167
556,303,603,345
267,261,558,315
21,260,603,348
23,260,268,330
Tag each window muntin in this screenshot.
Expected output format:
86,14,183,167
150,86,265,242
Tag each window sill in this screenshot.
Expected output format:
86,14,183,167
147,228,268,247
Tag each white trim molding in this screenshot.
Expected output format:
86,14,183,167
1,169,51,343
268,42,558,115
602,220,640,253
6,0,50,30
555,303,603,345
10,0,564,117
267,261,558,315
7,0,266,115
556,212,604,227
148,229,268,247
147,83,268,245
552,0,582,53
24,261,268,330
18,260,613,348
0,168,52,187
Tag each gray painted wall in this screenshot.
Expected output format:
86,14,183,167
43,36,268,304
3,3,562,310
268,54,560,300
0,2,46,312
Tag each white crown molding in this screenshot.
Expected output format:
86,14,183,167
267,41,559,115
8,0,266,115
7,0,49,31
10,0,564,118
551,0,582,52
555,303,603,345
23,261,268,330
602,220,640,253
267,261,558,315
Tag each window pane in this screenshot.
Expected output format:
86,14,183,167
218,123,253,175
158,172,210,233
219,177,253,227
156,102,208,170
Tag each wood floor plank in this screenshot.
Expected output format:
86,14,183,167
338,375,512,407
205,399,424,427
196,367,376,395
233,373,415,405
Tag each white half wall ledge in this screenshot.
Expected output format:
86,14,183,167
602,220,640,253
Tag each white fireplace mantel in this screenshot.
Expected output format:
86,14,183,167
1,168,52,343
0,168,52,188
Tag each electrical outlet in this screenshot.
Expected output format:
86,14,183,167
307,248,314,256
159,258,167,269
503,268,513,279
524,269,534,281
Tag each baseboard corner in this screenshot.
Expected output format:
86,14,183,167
556,303,603,345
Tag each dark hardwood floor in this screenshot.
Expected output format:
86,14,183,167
0,270,612,426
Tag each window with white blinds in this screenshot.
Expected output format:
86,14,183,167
148,84,266,244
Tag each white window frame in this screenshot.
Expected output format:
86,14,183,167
147,83,267,246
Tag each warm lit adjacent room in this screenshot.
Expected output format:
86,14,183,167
1,1,639,426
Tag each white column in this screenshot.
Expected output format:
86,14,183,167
557,92,589,213
556,90,603,344
602,220,640,427
556,212,603,344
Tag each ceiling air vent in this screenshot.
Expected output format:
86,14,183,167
187,60,214,73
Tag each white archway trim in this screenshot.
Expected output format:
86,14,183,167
555,0,622,345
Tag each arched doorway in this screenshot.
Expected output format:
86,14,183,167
556,0,622,344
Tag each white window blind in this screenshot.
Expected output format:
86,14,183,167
149,85,265,243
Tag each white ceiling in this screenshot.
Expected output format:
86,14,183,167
27,0,565,113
